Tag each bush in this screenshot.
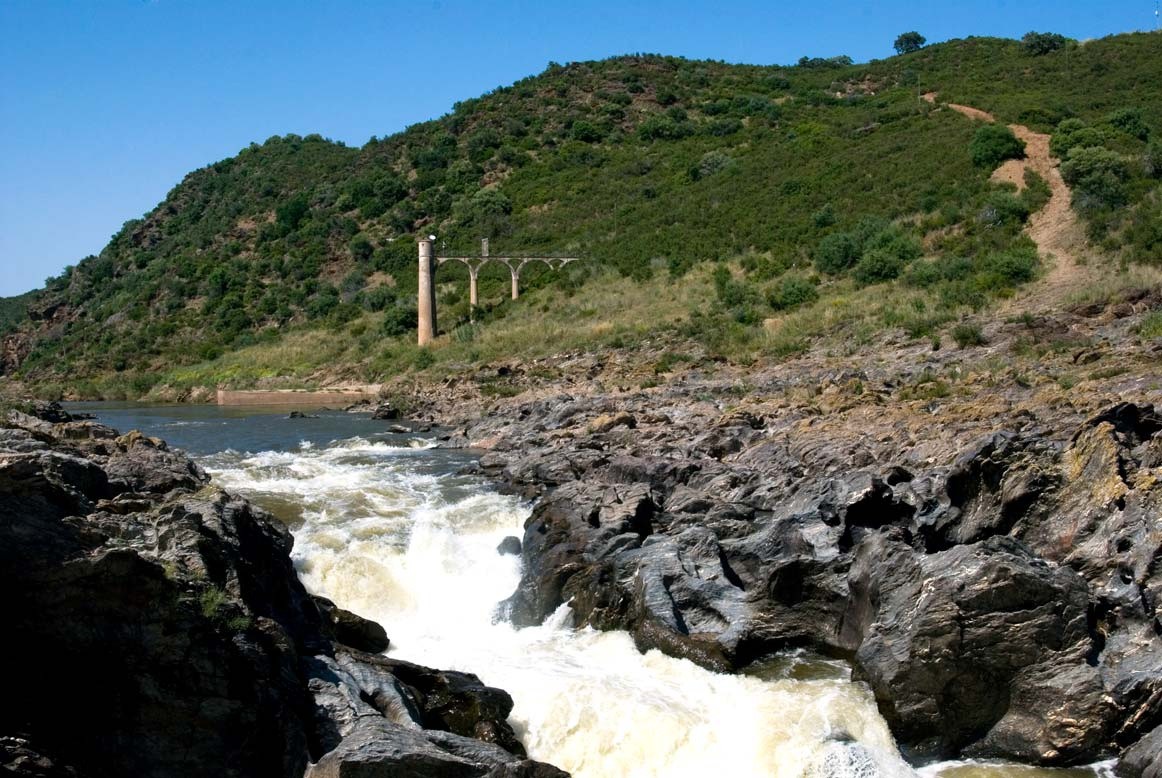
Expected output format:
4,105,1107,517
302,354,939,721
1021,32,1069,56
977,191,1031,228
864,226,921,262
705,117,743,136
970,125,1026,168
1105,107,1150,140
638,116,695,141
1060,146,1131,210
349,234,374,263
767,275,818,310
382,304,418,337
813,204,837,228
1050,119,1109,158
694,150,734,179
814,232,860,274
975,245,1039,289
853,248,905,285
571,120,605,143
951,323,986,348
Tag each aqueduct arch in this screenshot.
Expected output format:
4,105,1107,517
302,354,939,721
416,237,579,346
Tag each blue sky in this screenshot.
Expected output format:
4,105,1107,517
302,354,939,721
0,0,1156,297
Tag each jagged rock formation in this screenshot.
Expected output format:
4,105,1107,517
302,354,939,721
0,402,564,778
447,390,1162,769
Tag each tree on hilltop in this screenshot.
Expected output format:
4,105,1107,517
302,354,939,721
1021,31,1069,55
893,31,926,54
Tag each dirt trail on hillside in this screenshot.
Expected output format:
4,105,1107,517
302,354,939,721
921,93,1093,311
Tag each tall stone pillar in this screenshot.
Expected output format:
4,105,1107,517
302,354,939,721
417,238,437,346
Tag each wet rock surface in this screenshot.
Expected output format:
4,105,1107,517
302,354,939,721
433,371,1162,769
0,403,563,778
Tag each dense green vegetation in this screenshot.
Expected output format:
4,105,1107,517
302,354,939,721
3,31,1161,396
0,291,33,334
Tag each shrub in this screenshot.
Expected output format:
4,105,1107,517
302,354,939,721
813,204,837,228
970,125,1026,168
695,150,735,178
864,226,921,262
814,232,860,274
1021,32,1069,56
466,128,502,162
951,323,986,348
382,304,418,337
975,245,1039,289
1050,120,1109,158
1060,146,1131,211
1105,107,1150,140
571,120,605,143
349,234,374,263
638,116,694,141
275,193,310,231
767,275,818,310
853,248,905,285
705,117,743,137
977,191,1031,228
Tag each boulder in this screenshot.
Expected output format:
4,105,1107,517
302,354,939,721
314,595,390,654
496,536,522,556
1119,725,1162,778
372,403,402,420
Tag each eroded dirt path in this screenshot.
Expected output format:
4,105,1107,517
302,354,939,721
921,93,1092,310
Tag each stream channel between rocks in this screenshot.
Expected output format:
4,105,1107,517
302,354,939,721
77,403,1118,778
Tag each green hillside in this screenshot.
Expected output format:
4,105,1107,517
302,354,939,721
3,31,1161,398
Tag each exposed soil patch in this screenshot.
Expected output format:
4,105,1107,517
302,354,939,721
922,92,1094,313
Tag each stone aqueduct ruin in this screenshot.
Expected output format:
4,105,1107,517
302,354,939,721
416,237,579,345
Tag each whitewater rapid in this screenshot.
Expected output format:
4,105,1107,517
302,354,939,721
203,435,1114,778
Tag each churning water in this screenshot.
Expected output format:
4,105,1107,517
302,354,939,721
80,404,1116,778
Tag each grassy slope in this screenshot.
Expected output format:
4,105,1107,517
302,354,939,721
4,32,1161,399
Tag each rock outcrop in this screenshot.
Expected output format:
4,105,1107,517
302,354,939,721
0,402,562,778
450,389,1162,769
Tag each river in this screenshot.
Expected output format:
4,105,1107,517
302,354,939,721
76,403,1116,778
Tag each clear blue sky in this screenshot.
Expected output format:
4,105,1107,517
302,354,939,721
0,0,1156,297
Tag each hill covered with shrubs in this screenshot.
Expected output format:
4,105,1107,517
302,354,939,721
2,31,1160,397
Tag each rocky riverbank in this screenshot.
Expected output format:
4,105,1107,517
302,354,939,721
402,296,1162,775
0,402,564,778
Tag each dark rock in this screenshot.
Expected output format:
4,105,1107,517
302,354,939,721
27,401,91,423
289,411,320,419
497,536,522,556
475,389,1162,768
1,409,564,778
1119,724,1162,778
304,717,564,778
314,595,390,654
372,403,402,420
102,430,208,494
313,599,390,654
850,534,1101,762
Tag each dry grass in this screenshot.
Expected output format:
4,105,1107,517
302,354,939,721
1063,265,1162,307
